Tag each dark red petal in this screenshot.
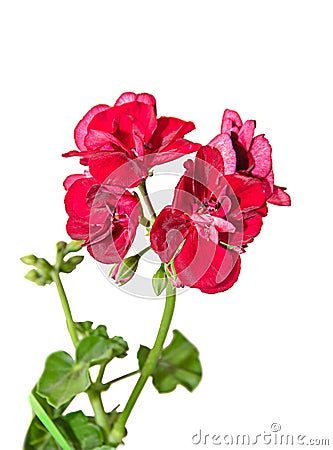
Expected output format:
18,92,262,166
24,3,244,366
64,177,96,219
150,206,190,263
226,174,266,213
89,152,146,187
238,120,256,151
87,228,130,264
208,133,236,174
174,229,241,293
88,192,141,264
74,105,110,152
149,117,196,151
84,129,128,152
193,146,225,202
88,102,157,144
221,109,243,134
262,170,274,198
150,139,201,166
66,216,89,241
249,135,272,178
63,173,91,191
242,214,264,245
115,92,156,107
267,185,291,206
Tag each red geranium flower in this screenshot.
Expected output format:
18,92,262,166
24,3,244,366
64,173,141,264
208,109,291,206
63,92,200,188
150,146,267,293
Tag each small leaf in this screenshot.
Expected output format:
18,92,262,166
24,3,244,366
37,351,91,408
76,336,128,366
137,330,202,393
74,321,109,339
109,336,129,358
63,411,103,450
152,264,168,296
137,345,150,371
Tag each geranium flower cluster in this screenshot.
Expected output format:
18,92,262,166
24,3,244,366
64,92,290,294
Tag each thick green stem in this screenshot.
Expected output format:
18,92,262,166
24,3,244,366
138,178,156,222
109,282,176,446
51,271,79,347
87,389,110,441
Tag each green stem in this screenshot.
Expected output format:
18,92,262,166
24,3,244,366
52,266,109,441
51,271,79,347
107,370,140,386
109,282,176,446
87,389,110,441
138,178,156,222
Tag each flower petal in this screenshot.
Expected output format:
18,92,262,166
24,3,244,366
64,177,96,219
208,133,236,174
115,92,156,107
221,109,243,134
74,105,110,152
226,174,267,213
150,206,190,263
174,228,241,293
238,120,256,151
249,134,272,178
150,139,201,166
89,151,146,188
267,185,291,206
149,117,196,152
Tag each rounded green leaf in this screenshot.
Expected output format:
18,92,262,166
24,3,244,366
37,351,91,408
137,330,202,393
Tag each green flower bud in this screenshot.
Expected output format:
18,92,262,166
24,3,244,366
152,264,168,296
24,269,40,282
112,254,141,286
20,254,38,265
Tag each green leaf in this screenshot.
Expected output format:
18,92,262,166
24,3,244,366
24,417,63,450
24,410,104,450
62,411,103,450
93,447,115,450
31,386,72,419
74,322,109,339
137,330,202,393
152,264,168,296
37,351,91,408
76,336,128,366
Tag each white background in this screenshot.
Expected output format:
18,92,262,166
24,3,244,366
1,1,332,448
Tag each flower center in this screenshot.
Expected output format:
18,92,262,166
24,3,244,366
191,197,236,245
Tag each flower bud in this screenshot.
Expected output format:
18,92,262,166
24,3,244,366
20,254,38,265
64,240,84,255
111,254,141,286
60,255,84,273
24,269,39,282
152,264,168,296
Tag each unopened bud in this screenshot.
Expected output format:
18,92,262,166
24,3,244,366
152,264,168,296
112,254,141,286
20,254,38,265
